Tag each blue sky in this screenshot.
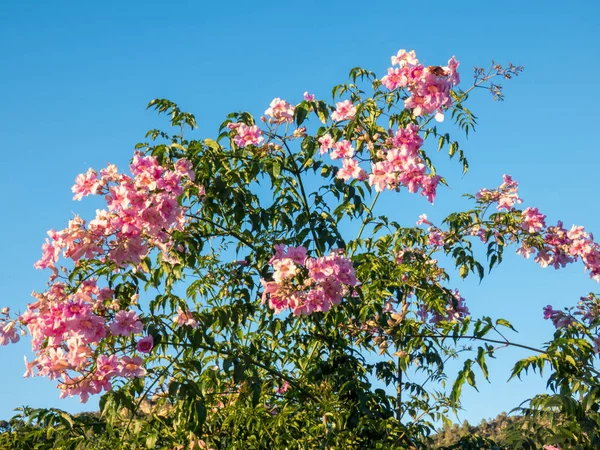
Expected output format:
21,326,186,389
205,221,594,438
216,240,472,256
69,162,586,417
0,0,599,425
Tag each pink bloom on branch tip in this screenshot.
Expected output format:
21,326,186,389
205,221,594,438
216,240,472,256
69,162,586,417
233,124,264,148
0,321,20,346
428,230,445,247
72,168,100,201
109,310,143,336
416,214,433,226
337,158,367,182
521,207,546,233
331,100,356,122
136,335,154,353
174,307,198,329
318,134,335,155
118,355,146,378
391,49,418,67
330,140,354,160
303,91,315,101
445,55,460,86
265,98,295,124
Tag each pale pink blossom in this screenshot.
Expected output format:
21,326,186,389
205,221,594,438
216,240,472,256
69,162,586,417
337,158,367,182
174,307,198,329
118,355,146,378
265,98,295,124
416,214,432,226
331,100,356,122
234,124,264,148
72,169,100,201
109,310,143,336
330,140,354,160
318,134,335,155
521,207,546,233
391,49,418,67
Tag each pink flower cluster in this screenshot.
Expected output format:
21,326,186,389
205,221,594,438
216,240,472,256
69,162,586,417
35,153,195,271
174,306,198,329
381,49,460,121
543,305,574,329
265,98,295,124
230,123,264,148
476,174,522,211
331,100,357,122
16,278,151,402
0,319,20,345
319,124,440,202
521,207,546,233
518,221,600,280
415,214,446,247
369,125,440,202
260,245,358,316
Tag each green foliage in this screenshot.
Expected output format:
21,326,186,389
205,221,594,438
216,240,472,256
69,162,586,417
2,57,596,450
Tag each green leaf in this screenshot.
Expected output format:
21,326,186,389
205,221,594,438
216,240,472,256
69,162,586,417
295,103,309,126
272,161,281,178
495,318,516,331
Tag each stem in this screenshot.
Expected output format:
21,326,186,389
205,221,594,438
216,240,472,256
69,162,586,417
350,191,380,257
396,355,402,421
414,333,546,354
166,339,318,402
120,347,185,444
186,213,258,251
281,139,323,256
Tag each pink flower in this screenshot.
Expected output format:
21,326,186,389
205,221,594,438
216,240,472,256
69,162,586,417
118,355,146,378
318,134,335,155
444,56,460,86
330,140,354,160
261,248,357,317
391,49,418,67
428,230,445,247
72,169,100,201
381,67,410,91
136,335,154,353
174,307,198,329
0,321,20,346
337,158,367,182
34,235,61,270
23,356,37,378
331,100,356,122
543,305,573,328
265,98,295,124
71,314,106,344
109,310,143,336
303,92,315,101
286,246,308,265
543,445,561,450
174,158,196,181
272,258,298,283
233,124,264,148
521,207,546,233
275,381,290,394
416,214,433,226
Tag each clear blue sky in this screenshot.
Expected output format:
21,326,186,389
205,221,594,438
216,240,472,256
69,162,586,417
1,0,599,425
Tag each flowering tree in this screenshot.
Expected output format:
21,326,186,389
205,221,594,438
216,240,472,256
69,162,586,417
1,49,599,449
